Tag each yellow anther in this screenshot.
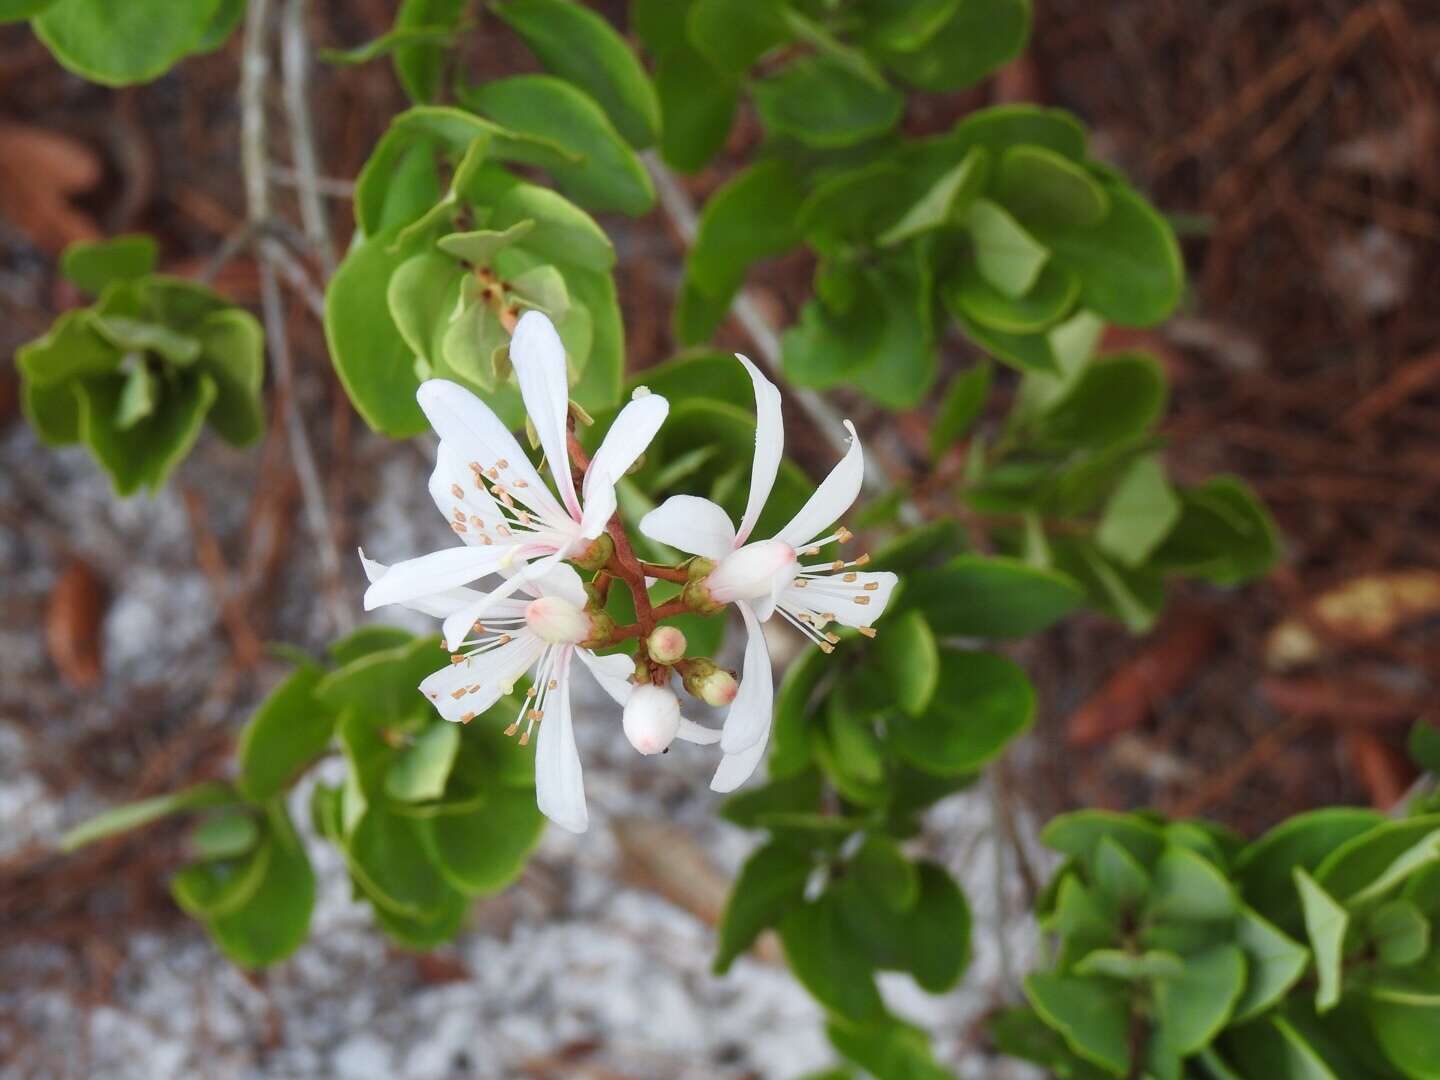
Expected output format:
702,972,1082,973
854,596,871,606
843,572,858,583
518,731,531,746
450,483,464,499
863,581,879,591
818,641,834,654
504,722,519,737
854,553,871,566
857,626,877,638
451,688,467,700
459,712,476,724
837,526,853,543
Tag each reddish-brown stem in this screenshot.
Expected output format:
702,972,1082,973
639,561,689,583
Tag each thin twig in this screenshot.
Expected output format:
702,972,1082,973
280,0,337,276
268,163,355,199
241,0,350,636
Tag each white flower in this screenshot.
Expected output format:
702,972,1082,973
362,310,669,652
638,356,897,793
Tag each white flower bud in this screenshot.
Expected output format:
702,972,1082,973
706,539,798,604
622,684,681,756
647,625,687,664
524,595,590,644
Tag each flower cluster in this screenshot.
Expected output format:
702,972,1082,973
363,311,896,832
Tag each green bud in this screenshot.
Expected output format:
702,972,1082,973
571,532,614,572
679,657,738,707
647,625,687,665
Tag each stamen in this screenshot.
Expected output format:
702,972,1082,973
504,722,519,737
451,523,467,534
450,483,464,499
831,560,845,571
450,688,467,700
854,596,870,606
818,641,834,654
824,632,840,644
863,582,879,591
518,731,531,746
450,654,466,665
843,572,857,583
793,579,808,588
857,627,877,638
854,553,870,566
459,712,475,724
486,467,499,480
836,526,853,543
453,508,466,522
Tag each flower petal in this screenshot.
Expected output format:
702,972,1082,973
511,311,581,522
578,393,670,538
734,353,785,546
775,420,865,549
363,544,515,611
416,379,565,524
710,727,767,792
638,495,737,560
535,648,588,833
359,549,495,620
720,601,774,755
418,634,545,722
677,717,722,745
440,549,565,650
782,570,898,629
531,560,588,609
428,442,504,546
576,648,635,706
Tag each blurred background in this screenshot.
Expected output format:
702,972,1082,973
2,1,1438,1076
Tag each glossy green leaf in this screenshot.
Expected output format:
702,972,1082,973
1149,476,1278,586
1370,1000,1440,1079
1042,352,1166,450
236,665,332,802
391,0,468,102
91,317,200,366
890,649,1033,776
194,308,265,447
857,0,962,52
852,834,918,911
420,786,544,896
838,862,970,992
172,842,272,921
1294,867,1348,1014
203,803,315,968
1093,836,1149,912
191,810,260,861
1224,1015,1344,1080
949,258,1078,335
1369,900,1430,968
876,0,1029,91
714,841,813,973
60,235,157,295
75,370,216,495
0,0,57,20
655,43,738,172
780,893,886,1023
967,198,1049,298
951,305,1060,374
1024,972,1130,1076
1153,944,1246,1057
33,0,222,85
372,881,469,949
1148,845,1238,924
754,55,904,148
60,780,236,852
1232,905,1310,1022
826,1017,953,1080
113,364,157,430
464,75,655,215
688,0,789,72
496,0,660,147
385,722,462,803
989,1005,1114,1080
1042,810,1165,869
871,610,940,717
879,145,990,247
1095,454,1180,566
1340,827,1440,908
929,361,991,461
1073,947,1184,981
488,181,617,272
908,555,1084,638
387,250,462,370
998,144,1110,228
1036,180,1184,327
1236,811,1383,934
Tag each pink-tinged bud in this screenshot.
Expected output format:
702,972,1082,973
623,684,681,755
680,657,739,707
647,625,687,664
524,595,590,644
706,540,798,604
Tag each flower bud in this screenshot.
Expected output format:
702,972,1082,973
647,625,687,664
571,532,615,572
679,657,739,707
622,684,681,755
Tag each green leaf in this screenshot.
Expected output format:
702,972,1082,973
890,649,1034,775
60,780,236,852
202,802,315,968
172,842,272,921
325,237,428,437
929,361,991,461
346,803,458,917
496,0,661,148
997,144,1111,228
236,665,333,802
1153,944,1245,1057
678,159,805,344
826,1016,953,1080
879,145,990,247
1040,351,1166,450
437,221,535,267
91,317,201,366
857,0,963,52
948,258,1079,335
113,363,157,430
33,0,222,85
1035,179,1184,327
770,652,830,778
1223,1015,1344,1080
990,1005,1114,1079
60,235,157,295
1095,453,1181,566
908,555,1084,638
1234,808,1384,935
0,0,58,21
837,861,970,992
1340,827,1440,908
1294,867,1349,1014
780,893,886,1023
714,841,813,973
388,250,463,369
1314,815,1440,904
688,0,789,72
1024,972,1130,1076
1232,905,1310,1022
195,0,244,52
721,768,824,830
420,785,543,895
876,0,1029,92
1150,476,1278,586
1042,810,1165,868
488,181,617,273
191,810,260,860
1411,719,1440,773
951,305,1061,375
753,55,904,148
1370,1000,1440,1079
871,611,939,717
1093,836,1150,912
966,198,1049,298
824,693,887,789
194,308,265,447
1073,948,1184,981
1369,899,1430,968
371,881,469,949
1147,845,1238,923
391,0,468,102
75,370,217,495
852,834,918,911
328,626,417,667
463,75,655,215
655,43,738,172
320,23,462,67
385,722,462,803
932,103,1088,163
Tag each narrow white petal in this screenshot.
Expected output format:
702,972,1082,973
440,550,565,650
677,717,722,745
783,570,899,629
359,549,488,620
638,495,737,560
775,420,865,549
720,602,774,755
710,727,768,792
578,394,670,538
511,311,581,522
734,353,785,546
532,560,588,610
416,379,565,523
576,648,635,706
363,545,512,611
534,649,588,833
428,442,504,546
418,635,544,722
